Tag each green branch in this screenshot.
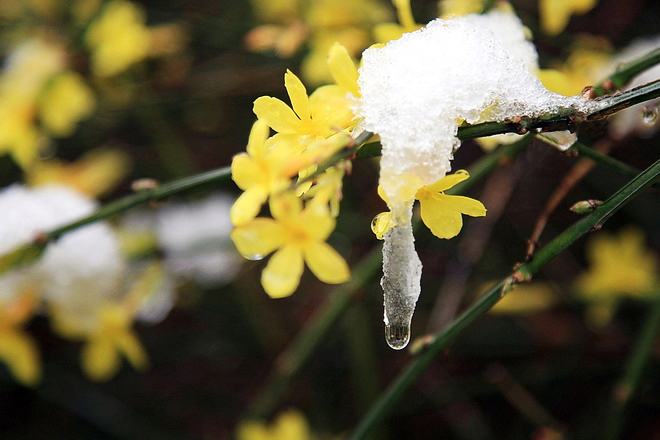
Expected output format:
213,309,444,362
593,47,660,96
0,166,231,274
348,158,660,440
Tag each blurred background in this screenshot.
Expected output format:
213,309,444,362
0,0,658,439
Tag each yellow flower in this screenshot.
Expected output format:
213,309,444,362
538,37,611,96
230,120,301,226
26,148,131,198
327,42,360,97
438,0,484,18
373,0,423,43
39,71,95,137
85,0,151,77
237,409,311,440
231,192,350,298
575,228,658,328
539,0,599,36
372,170,486,240
253,69,354,142
490,282,559,315
0,291,40,387
80,303,148,381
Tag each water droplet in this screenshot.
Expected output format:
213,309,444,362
244,254,264,261
385,323,410,350
540,131,576,151
642,106,658,124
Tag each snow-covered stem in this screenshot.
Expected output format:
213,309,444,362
349,157,660,440
350,79,660,161
0,166,232,274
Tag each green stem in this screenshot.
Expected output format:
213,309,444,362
589,79,660,120
245,136,531,420
568,141,640,177
593,47,660,96
602,291,660,440
348,158,660,440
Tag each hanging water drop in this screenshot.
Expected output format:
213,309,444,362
244,254,264,261
539,130,577,151
385,323,411,350
642,105,658,124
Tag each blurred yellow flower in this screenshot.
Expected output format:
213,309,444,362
491,282,559,315
373,0,423,43
0,291,41,387
25,148,131,198
80,303,148,381
39,72,95,137
231,192,350,298
438,0,484,18
0,37,65,167
372,170,487,240
237,409,311,440
575,228,659,328
86,0,151,77
247,0,390,85
539,0,599,36
538,37,611,96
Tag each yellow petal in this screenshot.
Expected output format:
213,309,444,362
308,85,354,134
284,70,311,121
420,170,470,194
231,219,284,258
231,153,262,190
445,194,487,217
261,245,304,298
116,330,148,371
273,409,311,440
303,241,350,284
540,0,597,36
269,191,303,221
236,421,269,440
393,0,417,31
253,97,301,134
0,330,41,386
246,119,271,157
419,197,464,239
301,205,335,241
230,187,269,226
328,43,360,97
82,338,120,382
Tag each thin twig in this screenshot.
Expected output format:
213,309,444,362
525,139,613,260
